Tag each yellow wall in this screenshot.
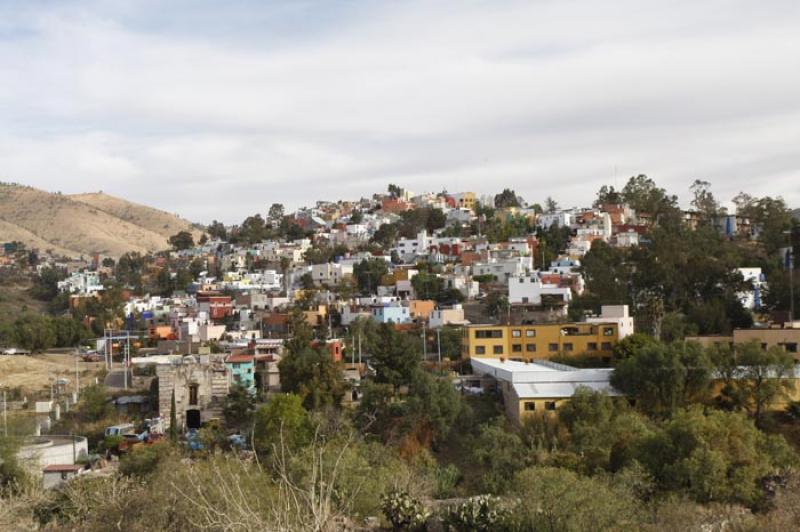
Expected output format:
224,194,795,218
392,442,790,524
464,322,620,361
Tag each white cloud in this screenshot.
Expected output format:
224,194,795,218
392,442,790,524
0,0,799,223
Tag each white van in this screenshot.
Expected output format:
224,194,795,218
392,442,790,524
105,423,135,437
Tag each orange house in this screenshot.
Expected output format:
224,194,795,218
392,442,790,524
409,300,436,321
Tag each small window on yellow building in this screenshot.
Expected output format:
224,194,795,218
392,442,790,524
475,346,486,355
545,401,556,411
524,402,536,411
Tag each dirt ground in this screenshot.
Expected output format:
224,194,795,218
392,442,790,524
0,352,105,397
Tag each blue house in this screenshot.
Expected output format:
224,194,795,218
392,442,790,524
370,304,412,324
225,354,256,393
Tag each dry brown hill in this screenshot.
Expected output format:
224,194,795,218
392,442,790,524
0,184,201,257
69,192,200,240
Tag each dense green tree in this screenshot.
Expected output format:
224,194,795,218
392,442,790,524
222,385,255,432
494,188,521,208
371,323,420,389
620,174,680,224
168,231,194,251
710,341,796,426
353,258,388,295
471,420,528,493
371,223,399,249
594,185,623,207
611,341,713,417
484,292,509,320
404,370,463,446
636,407,796,505
253,393,311,454
410,271,444,300
29,266,66,301
207,220,227,240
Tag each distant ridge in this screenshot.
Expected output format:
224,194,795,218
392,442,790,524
0,183,201,257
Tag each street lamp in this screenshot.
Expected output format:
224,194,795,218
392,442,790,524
1,383,7,438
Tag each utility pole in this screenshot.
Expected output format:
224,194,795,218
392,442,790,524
75,351,80,398
784,230,795,324
3,387,7,438
436,328,442,369
422,322,427,361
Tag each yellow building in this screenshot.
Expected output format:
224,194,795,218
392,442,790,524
464,322,620,362
470,357,621,425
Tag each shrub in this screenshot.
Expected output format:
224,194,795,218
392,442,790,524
443,495,509,531
381,490,430,531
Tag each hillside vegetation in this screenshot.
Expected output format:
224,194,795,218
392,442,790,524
0,184,198,257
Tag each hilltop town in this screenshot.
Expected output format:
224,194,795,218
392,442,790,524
2,175,800,530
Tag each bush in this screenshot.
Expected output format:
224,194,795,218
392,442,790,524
119,442,170,478
443,495,509,531
381,490,430,531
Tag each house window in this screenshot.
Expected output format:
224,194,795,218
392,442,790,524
188,383,199,405
493,345,504,355
785,343,798,353
587,342,598,351
526,330,536,338
512,330,521,338
475,346,486,355
545,401,557,411
524,402,536,411
548,343,559,352
476,330,503,339
603,327,614,336
512,344,522,353
601,342,612,350
761,343,768,351
526,344,536,352
563,343,573,352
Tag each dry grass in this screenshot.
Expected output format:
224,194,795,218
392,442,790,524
0,353,104,396
0,184,198,257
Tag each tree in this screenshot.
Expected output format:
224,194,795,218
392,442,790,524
253,394,311,454
410,271,444,301
371,223,399,249
279,308,344,409
545,196,559,213
207,220,227,240
387,183,403,199
349,210,363,224
238,214,268,245
484,292,509,320
267,203,285,225
353,258,388,295
611,341,713,417
494,188,521,208
690,179,722,222
636,407,796,506
621,174,680,225
711,341,796,426
168,231,194,251
594,185,623,207
222,385,255,432
371,323,420,389
403,370,463,446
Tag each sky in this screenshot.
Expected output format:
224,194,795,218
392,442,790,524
1,0,799,224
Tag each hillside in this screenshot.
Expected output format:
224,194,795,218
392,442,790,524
0,184,200,257
69,192,201,241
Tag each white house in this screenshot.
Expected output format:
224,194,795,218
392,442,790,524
586,305,635,340
57,271,104,295
508,273,572,306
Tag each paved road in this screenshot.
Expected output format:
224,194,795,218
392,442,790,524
104,368,133,389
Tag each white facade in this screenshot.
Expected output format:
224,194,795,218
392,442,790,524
735,268,766,310
472,256,534,284
508,274,572,305
57,271,104,295
429,305,469,328
586,305,635,340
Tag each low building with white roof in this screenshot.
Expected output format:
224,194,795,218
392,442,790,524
469,357,621,424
